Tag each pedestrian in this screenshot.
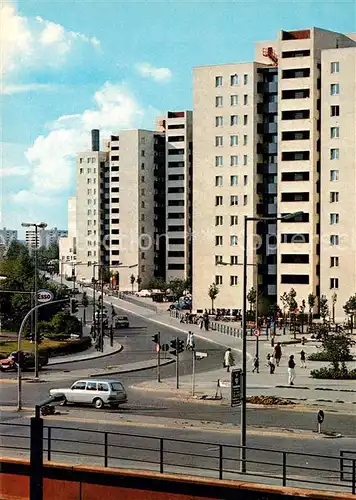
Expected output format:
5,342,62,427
252,355,259,373
186,331,195,350
274,342,282,367
199,316,204,329
224,348,235,373
288,355,296,385
266,353,271,367
269,354,275,374
300,349,306,368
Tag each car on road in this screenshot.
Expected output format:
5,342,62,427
49,379,128,409
114,315,129,328
136,289,151,297
0,351,48,372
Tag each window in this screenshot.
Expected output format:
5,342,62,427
330,148,339,160
330,127,339,138
141,175,145,182
330,256,339,267
230,235,238,246
215,156,223,167
141,188,145,195
215,96,223,107
87,189,92,195
330,235,339,246
215,275,223,285
230,195,238,206
215,215,223,226
330,278,339,289
231,115,238,126
244,175,248,185
331,61,339,73
230,255,239,265
215,236,223,246
330,170,339,181
71,382,86,390
230,74,239,86
230,175,238,186
231,95,238,106
215,175,223,186
243,94,248,105
141,265,145,272
330,213,339,224
215,136,223,147
330,192,339,203
230,215,238,226
215,76,223,87
243,135,248,145
141,214,145,221
141,150,145,157
230,155,238,166
216,116,223,127
230,276,238,286
243,195,248,205
330,83,340,96
79,168,83,174
331,105,339,116
98,383,109,391
243,74,248,85
215,255,223,265
215,195,223,206
230,135,238,146
141,163,145,170
86,382,97,391
79,158,83,164
141,201,145,208
243,155,248,165
87,178,91,184
243,114,248,125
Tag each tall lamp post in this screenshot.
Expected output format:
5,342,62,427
21,222,47,379
240,211,304,473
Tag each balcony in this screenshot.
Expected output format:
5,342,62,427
257,142,277,155
257,163,277,175
257,81,278,94
257,102,278,114
257,122,277,135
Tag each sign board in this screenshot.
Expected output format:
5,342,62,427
37,289,54,303
317,409,324,424
161,344,169,352
254,328,260,337
230,368,242,407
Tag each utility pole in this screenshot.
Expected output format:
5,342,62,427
34,225,39,379
176,336,179,389
157,332,161,383
191,348,196,396
100,268,104,352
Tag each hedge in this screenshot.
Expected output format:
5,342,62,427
308,351,354,362
310,367,356,379
40,337,92,358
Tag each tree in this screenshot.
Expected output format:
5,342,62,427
308,293,316,325
343,294,356,334
168,279,190,300
208,283,219,311
130,274,136,293
319,295,329,323
299,299,306,334
147,278,168,292
247,287,257,312
136,276,142,291
286,288,297,313
321,329,353,373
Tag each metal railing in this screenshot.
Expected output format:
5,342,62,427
0,422,355,494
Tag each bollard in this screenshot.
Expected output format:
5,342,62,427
30,409,44,500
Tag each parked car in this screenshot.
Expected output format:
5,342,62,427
136,289,151,297
0,351,48,372
114,316,129,328
49,379,128,409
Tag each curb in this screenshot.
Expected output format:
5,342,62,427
48,343,123,366
90,357,175,377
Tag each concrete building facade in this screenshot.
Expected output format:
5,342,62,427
0,228,18,251
59,197,77,278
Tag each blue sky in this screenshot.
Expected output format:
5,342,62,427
2,0,355,236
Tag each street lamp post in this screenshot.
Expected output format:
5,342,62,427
21,222,47,379
240,211,304,473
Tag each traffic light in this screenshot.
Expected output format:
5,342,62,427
70,298,78,314
177,339,184,353
169,338,184,356
152,333,160,344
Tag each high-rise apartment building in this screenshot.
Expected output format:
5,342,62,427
193,27,356,320
25,227,67,249
158,111,193,281
0,228,18,251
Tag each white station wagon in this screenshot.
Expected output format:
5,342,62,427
49,379,128,409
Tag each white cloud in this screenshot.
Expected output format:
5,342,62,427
1,83,59,95
135,62,172,83
0,3,100,81
0,166,30,177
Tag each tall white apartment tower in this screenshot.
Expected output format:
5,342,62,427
158,111,193,281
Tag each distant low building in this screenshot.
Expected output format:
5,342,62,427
25,227,67,249
0,227,18,251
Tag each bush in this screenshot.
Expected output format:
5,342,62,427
308,351,354,362
310,366,356,379
38,312,81,340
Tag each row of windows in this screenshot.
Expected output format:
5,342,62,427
215,74,249,87
215,135,248,146
215,195,248,206
215,235,240,246
215,155,248,166
215,255,239,265
216,115,248,126
216,215,239,226
79,157,96,164
215,275,239,286
216,94,249,107
79,167,97,175
215,175,248,186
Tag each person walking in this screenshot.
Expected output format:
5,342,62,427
224,348,235,373
274,342,282,367
300,350,306,368
252,355,259,373
269,354,275,374
288,355,296,385
186,331,195,351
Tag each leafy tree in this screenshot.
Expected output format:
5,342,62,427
247,287,257,312
308,293,316,325
168,279,190,300
38,312,81,340
147,278,168,291
344,294,356,333
208,283,219,310
130,274,136,292
319,295,329,323
136,276,142,291
280,292,288,317
321,329,353,373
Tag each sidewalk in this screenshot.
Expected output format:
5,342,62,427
92,291,356,405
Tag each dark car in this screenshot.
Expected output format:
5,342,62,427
0,351,48,372
114,316,129,328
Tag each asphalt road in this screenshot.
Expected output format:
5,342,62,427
0,417,355,494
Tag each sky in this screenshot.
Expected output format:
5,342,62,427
1,0,355,236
